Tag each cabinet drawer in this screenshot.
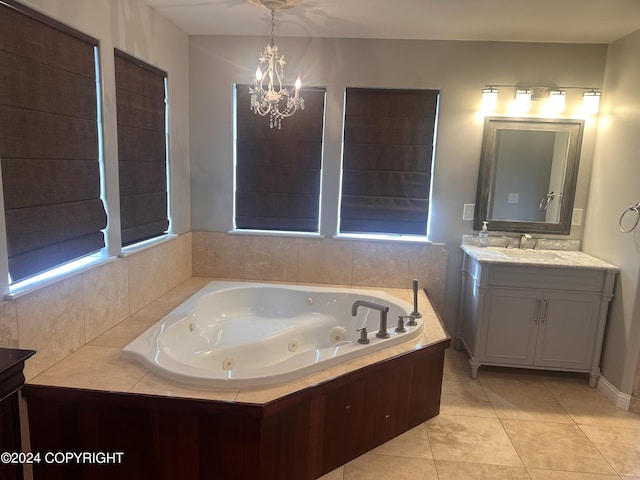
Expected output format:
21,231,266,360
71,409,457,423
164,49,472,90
487,266,604,292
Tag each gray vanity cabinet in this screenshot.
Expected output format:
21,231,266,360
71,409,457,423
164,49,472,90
457,251,617,387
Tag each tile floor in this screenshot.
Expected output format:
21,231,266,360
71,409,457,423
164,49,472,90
319,348,640,480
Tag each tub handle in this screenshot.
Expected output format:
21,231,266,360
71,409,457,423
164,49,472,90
357,327,370,344
399,314,417,327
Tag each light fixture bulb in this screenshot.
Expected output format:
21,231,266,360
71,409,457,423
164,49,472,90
481,86,498,113
295,76,301,90
512,88,532,113
583,90,601,115
255,66,263,82
547,89,566,113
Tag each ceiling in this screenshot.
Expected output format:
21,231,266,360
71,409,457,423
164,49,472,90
141,0,640,44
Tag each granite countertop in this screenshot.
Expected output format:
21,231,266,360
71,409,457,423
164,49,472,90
26,278,450,405
461,244,619,271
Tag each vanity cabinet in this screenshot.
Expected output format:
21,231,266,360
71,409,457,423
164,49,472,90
457,249,617,386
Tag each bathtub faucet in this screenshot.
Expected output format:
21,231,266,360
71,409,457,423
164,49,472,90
351,300,390,339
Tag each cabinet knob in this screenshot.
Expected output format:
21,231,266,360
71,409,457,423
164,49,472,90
385,414,391,419
345,404,351,410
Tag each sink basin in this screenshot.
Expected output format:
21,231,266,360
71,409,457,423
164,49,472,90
500,249,558,260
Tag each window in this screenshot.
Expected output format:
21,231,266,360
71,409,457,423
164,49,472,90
234,85,325,233
114,50,169,246
0,1,107,283
339,88,439,237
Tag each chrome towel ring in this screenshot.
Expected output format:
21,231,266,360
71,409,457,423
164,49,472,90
619,203,640,233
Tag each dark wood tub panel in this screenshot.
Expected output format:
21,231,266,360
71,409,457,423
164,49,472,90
23,338,449,480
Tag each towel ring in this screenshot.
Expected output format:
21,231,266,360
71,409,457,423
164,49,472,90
619,203,640,233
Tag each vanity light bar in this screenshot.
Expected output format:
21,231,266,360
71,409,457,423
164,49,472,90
481,85,601,115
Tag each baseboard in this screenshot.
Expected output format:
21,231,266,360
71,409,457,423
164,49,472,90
597,375,631,410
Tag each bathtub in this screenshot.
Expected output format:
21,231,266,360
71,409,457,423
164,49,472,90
122,281,424,389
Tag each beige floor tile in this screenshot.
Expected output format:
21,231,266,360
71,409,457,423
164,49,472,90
477,366,547,387
528,468,622,479
443,348,477,383
435,460,531,479
426,414,522,466
551,386,640,429
369,424,432,459
343,453,438,479
440,380,497,418
539,370,594,389
501,419,615,474
580,424,640,476
483,383,573,423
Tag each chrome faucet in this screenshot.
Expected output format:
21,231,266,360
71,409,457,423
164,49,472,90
520,233,532,249
351,300,390,339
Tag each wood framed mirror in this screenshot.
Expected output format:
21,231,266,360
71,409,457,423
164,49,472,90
473,117,584,234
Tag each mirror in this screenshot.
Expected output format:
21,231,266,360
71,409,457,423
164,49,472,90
474,117,584,234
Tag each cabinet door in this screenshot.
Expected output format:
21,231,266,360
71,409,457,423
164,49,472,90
322,377,376,472
373,364,411,444
534,291,600,370
481,289,540,365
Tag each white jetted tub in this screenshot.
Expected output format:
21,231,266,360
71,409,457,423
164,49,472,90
122,281,424,388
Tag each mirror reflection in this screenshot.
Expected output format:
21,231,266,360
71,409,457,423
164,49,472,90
474,117,584,234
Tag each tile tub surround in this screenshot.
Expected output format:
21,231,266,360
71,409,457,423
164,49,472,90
26,278,448,404
191,231,448,316
0,233,192,380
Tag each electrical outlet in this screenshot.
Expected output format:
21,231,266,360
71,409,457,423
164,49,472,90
571,208,583,226
463,204,475,221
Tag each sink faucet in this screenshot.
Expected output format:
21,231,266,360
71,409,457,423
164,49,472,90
520,233,532,249
351,300,390,339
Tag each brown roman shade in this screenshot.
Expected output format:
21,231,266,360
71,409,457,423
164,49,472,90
0,1,107,282
340,88,439,235
114,50,169,246
235,85,325,232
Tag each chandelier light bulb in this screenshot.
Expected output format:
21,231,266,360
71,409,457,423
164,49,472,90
255,66,263,82
295,76,301,90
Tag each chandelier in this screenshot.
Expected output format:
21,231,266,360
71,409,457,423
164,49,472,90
249,0,304,129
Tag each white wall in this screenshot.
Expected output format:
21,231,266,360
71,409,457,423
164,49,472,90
189,36,607,330
20,0,192,240
583,28,640,394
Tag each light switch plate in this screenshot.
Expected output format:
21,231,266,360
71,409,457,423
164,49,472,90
572,208,583,226
463,204,475,221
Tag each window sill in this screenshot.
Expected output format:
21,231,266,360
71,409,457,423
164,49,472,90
6,254,116,300
119,234,176,257
333,233,432,244
228,229,324,239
